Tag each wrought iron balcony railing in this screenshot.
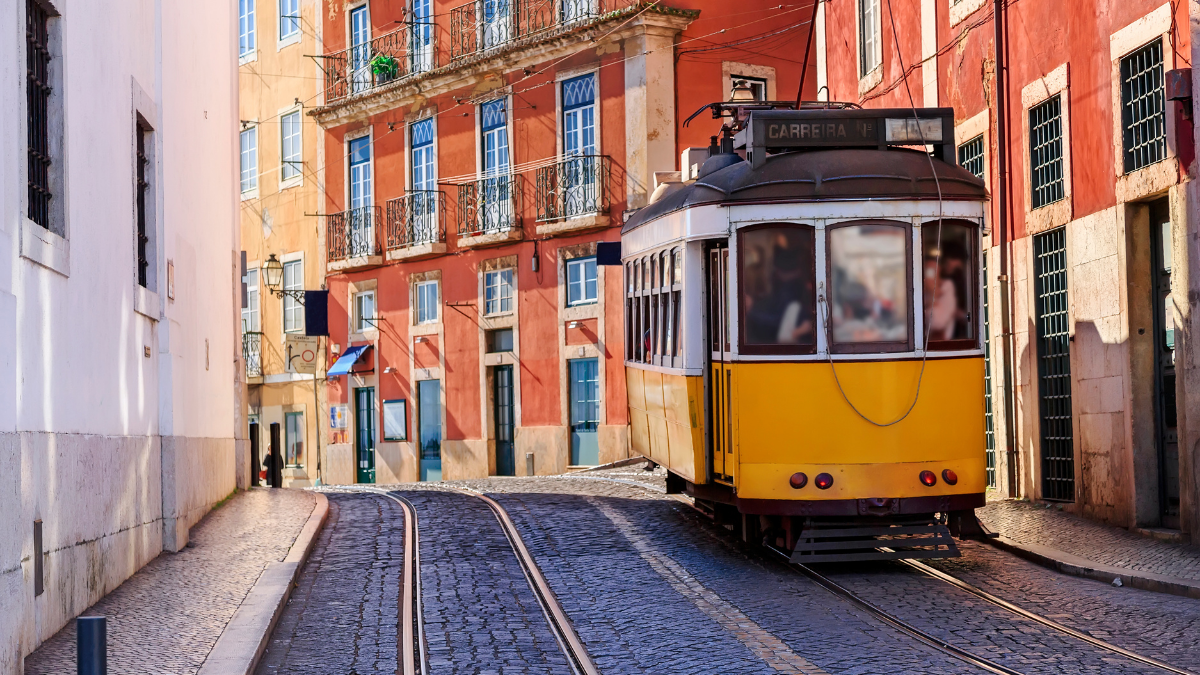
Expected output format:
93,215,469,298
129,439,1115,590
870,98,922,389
450,0,610,60
457,174,522,237
535,155,610,222
386,191,447,250
327,206,383,262
319,22,437,104
243,331,263,378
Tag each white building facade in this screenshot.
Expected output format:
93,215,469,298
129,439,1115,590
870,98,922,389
0,1,244,672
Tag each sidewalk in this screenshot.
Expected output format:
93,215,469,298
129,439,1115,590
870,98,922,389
23,488,324,675
978,498,1200,598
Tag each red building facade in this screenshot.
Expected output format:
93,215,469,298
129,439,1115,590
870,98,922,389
818,0,1200,538
312,0,814,482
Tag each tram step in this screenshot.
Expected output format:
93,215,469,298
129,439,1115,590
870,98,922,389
789,521,960,564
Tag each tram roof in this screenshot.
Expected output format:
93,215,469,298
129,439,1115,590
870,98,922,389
621,147,987,234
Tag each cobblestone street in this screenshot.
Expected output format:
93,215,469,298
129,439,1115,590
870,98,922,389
223,470,1200,675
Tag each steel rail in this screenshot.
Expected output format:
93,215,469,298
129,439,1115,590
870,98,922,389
449,487,602,675
331,488,428,675
900,558,1197,675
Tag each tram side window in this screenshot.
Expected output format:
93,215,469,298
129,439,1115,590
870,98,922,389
828,221,911,352
625,262,635,360
922,220,977,349
739,226,816,353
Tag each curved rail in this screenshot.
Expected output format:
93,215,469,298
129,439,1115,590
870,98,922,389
901,558,1196,675
450,487,602,675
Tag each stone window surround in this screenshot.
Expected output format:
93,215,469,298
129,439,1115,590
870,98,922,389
404,105,438,192
721,61,777,102
348,277,379,340
554,65,602,160
478,254,522,448
278,103,305,190
1109,3,1178,203
1021,63,1073,236
949,0,987,28
343,125,374,210
410,269,442,335
280,251,305,351
856,0,884,96
473,88,514,180
132,78,162,319
480,255,518,322
557,242,607,430
277,0,303,51
955,108,991,244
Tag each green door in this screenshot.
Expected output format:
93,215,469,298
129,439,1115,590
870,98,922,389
569,358,600,466
355,387,376,484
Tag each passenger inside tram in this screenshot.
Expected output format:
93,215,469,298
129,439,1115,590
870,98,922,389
922,222,974,345
742,227,816,346
829,223,908,346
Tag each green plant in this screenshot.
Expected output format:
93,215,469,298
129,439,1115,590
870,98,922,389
370,54,400,80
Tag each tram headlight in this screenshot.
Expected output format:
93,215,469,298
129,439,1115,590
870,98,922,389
919,470,937,487
789,472,808,489
814,473,833,490
942,469,958,486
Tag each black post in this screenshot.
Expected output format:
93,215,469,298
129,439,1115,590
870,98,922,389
76,616,106,675
249,421,261,487
269,422,283,488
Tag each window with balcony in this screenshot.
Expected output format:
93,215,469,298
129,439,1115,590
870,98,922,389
349,5,371,93
339,135,377,259
409,118,438,242
858,0,880,78
240,126,258,194
561,74,599,218
354,290,376,332
239,0,256,58
485,269,514,315
279,0,300,41
412,0,434,73
1121,38,1167,174
567,256,597,306
416,280,439,324
283,259,303,333
478,98,514,232
281,110,302,182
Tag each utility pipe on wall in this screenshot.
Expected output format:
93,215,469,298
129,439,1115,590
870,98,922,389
994,0,1019,498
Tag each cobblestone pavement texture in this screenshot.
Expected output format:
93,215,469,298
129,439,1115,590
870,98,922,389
979,499,1200,580
256,493,403,675
449,476,977,675
401,489,574,675
926,541,1200,671
24,488,316,675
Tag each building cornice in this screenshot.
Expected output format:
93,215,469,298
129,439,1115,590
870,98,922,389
309,3,698,128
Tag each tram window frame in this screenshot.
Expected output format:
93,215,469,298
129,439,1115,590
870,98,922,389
922,219,980,351
825,219,914,354
737,223,818,356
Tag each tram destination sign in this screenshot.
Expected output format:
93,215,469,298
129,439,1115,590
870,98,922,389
743,108,955,167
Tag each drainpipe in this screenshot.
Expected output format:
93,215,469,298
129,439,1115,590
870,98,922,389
994,0,1019,498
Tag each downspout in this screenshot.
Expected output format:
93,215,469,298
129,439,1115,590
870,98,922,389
994,0,1019,498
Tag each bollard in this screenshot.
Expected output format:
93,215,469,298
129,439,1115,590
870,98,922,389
76,616,106,675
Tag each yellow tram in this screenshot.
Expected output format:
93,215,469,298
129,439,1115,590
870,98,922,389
621,105,990,562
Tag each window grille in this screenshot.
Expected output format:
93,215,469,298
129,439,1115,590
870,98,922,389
983,253,996,488
958,134,985,180
281,111,302,181
1034,228,1074,502
136,122,150,288
27,0,52,229
1121,39,1166,174
1029,95,1064,209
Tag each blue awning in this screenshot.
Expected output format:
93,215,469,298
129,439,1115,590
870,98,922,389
327,345,371,377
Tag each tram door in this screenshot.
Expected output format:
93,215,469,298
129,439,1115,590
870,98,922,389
707,244,733,480
1150,199,1180,528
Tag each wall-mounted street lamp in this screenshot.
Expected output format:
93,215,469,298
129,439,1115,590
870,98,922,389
262,253,305,303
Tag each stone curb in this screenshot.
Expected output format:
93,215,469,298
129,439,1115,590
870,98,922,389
986,534,1200,600
196,491,330,675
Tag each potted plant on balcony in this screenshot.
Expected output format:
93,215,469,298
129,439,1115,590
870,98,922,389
370,54,400,84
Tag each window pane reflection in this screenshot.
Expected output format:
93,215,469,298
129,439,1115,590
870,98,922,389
829,223,909,346
741,226,815,347
922,220,976,347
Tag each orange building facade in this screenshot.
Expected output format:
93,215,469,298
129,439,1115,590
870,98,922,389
311,0,815,482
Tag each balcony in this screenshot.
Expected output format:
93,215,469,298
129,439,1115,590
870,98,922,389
327,206,384,271
243,332,263,379
456,174,524,248
450,0,611,60
535,155,611,236
386,191,447,261
318,22,437,104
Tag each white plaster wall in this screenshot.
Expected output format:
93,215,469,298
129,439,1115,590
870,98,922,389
0,1,238,672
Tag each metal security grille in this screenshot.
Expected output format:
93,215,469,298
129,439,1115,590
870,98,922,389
27,0,52,228
136,123,150,288
983,253,996,488
958,135,985,180
1034,229,1075,502
1121,39,1166,174
1029,96,1065,209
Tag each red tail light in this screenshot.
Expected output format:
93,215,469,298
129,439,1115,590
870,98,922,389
789,472,808,489
942,469,958,485
919,470,937,487
815,473,834,490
